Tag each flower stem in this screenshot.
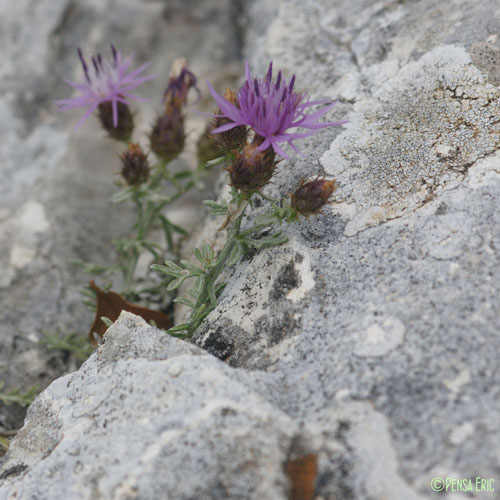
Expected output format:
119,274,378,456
186,199,249,335
119,164,198,297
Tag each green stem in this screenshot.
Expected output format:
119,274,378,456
122,252,139,296
118,162,198,298
187,199,249,334
255,190,279,204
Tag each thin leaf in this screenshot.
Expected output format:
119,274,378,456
167,276,186,291
203,200,228,216
168,221,189,235
215,282,226,297
201,244,214,262
206,156,225,167
111,188,135,203
193,247,205,266
168,323,190,334
173,297,195,308
242,233,288,249
173,169,194,179
100,316,114,328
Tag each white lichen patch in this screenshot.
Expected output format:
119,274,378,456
443,368,471,395
10,245,37,269
449,422,475,445
354,315,405,357
2,200,51,277
19,201,50,233
313,403,425,500
322,45,500,235
419,211,474,260
465,149,500,188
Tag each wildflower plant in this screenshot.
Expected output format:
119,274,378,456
60,49,205,305
59,51,343,343
154,61,344,338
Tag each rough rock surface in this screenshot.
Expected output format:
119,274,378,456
0,0,242,430
0,314,298,500
2,0,500,499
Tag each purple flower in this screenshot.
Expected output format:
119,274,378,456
56,45,156,129
207,61,346,159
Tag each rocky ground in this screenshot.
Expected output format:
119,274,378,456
1,0,500,499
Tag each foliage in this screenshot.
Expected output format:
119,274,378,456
0,382,39,407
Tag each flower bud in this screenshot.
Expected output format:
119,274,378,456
164,58,198,113
120,143,150,186
197,125,222,165
290,178,337,216
228,142,275,191
150,106,185,163
98,101,134,142
210,88,248,151
149,59,197,163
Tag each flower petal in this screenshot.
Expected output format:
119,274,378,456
206,80,244,122
211,122,242,134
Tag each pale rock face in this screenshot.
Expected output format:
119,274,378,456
2,0,500,499
0,314,298,500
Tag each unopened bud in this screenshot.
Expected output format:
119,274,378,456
290,178,337,216
98,101,134,142
197,125,222,165
164,58,198,113
228,142,275,191
150,107,185,163
210,88,248,151
120,143,150,186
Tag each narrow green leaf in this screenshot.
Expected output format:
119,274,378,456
206,156,225,167
169,222,189,235
215,282,226,297
161,218,173,250
180,260,203,274
173,169,194,179
202,244,214,261
100,316,114,328
192,247,205,266
202,200,228,216
228,243,244,267
111,188,135,203
141,242,159,259
173,297,195,308
207,283,217,307
242,233,288,249
168,323,190,334
167,276,186,291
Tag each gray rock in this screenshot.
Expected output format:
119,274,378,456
0,313,297,500
2,0,500,499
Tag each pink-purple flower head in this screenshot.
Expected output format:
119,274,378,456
207,61,346,159
56,45,156,129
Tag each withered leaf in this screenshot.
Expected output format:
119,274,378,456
88,281,171,346
286,453,318,500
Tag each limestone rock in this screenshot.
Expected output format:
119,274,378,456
0,313,298,500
